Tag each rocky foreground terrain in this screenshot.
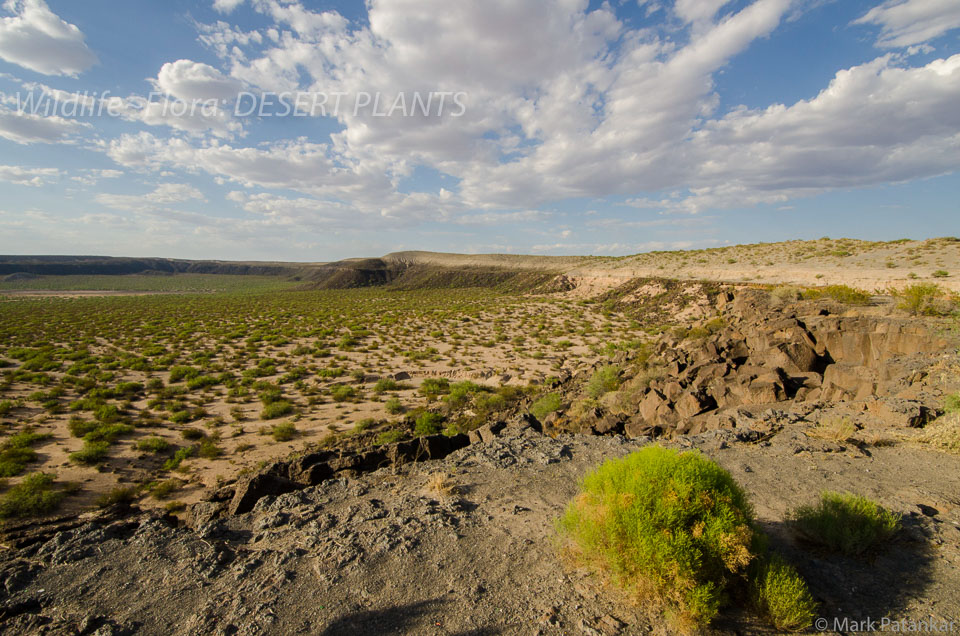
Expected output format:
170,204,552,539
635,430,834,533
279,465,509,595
2,285,960,634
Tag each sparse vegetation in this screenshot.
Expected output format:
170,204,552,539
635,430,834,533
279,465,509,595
790,491,900,555
0,472,66,519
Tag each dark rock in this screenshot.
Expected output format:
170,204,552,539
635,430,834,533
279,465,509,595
229,473,303,516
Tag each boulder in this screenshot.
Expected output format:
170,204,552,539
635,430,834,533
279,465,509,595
229,473,302,516
420,433,470,458
468,421,506,444
674,391,711,418
393,371,412,381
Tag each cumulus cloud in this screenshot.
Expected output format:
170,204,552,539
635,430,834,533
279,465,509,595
0,0,97,76
0,163,59,186
854,0,960,48
154,59,244,102
213,0,245,14
0,103,88,143
90,0,960,233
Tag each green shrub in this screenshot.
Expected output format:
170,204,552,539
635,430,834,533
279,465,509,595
0,430,51,477
180,427,205,440
893,283,951,316
414,411,445,436
162,446,195,471
94,404,121,423
83,423,133,443
0,399,18,417
96,486,138,508
0,473,66,519
169,410,192,424
945,393,960,414
932,270,949,278
750,555,817,631
791,491,900,555
68,416,99,438
530,393,562,421
376,430,404,445
559,447,755,629
136,436,171,453
169,365,200,382
384,397,404,415
261,399,294,419
374,378,399,393
196,438,222,458
330,385,357,403
803,285,871,305
586,365,621,399
69,441,111,465
151,479,181,499
271,421,297,442
419,378,450,397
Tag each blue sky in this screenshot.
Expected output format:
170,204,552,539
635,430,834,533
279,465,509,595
0,0,958,261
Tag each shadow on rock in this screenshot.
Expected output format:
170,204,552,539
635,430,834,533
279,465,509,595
320,598,458,635
764,515,937,626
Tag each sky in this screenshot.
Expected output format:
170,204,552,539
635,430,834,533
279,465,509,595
0,0,958,262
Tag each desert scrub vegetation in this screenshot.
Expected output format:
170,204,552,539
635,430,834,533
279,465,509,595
559,447,814,631
802,284,871,305
892,283,956,316
0,428,52,477
749,555,817,632
790,491,900,556
0,279,630,511
0,472,68,519
585,365,621,399
530,393,563,421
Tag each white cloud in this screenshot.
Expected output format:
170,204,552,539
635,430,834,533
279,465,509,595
0,163,59,186
0,103,88,143
0,0,97,76
854,0,960,48
213,0,245,14
154,59,244,102
83,0,960,238
96,183,206,212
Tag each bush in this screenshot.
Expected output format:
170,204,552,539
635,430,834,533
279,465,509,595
271,421,297,442
376,430,404,445
770,286,802,303
791,491,900,555
261,399,294,419
180,427,205,440
96,486,138,508
414,411,445,436
750,555,817,631
0,472,66,519
530,393,562,421
330,385,357,403
151,479,181,499
136,436,171,453
373,378,399,393
384,397,404,415
419,378,450,397
69,441,111,465
586,365,621,399
83,423,133,443
168,365,200,382
162,446,195,471
893,283,951,316
559,447,755,629
68,416,99,438
932,270,949,278
945,393,960,415
803,285,871,305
